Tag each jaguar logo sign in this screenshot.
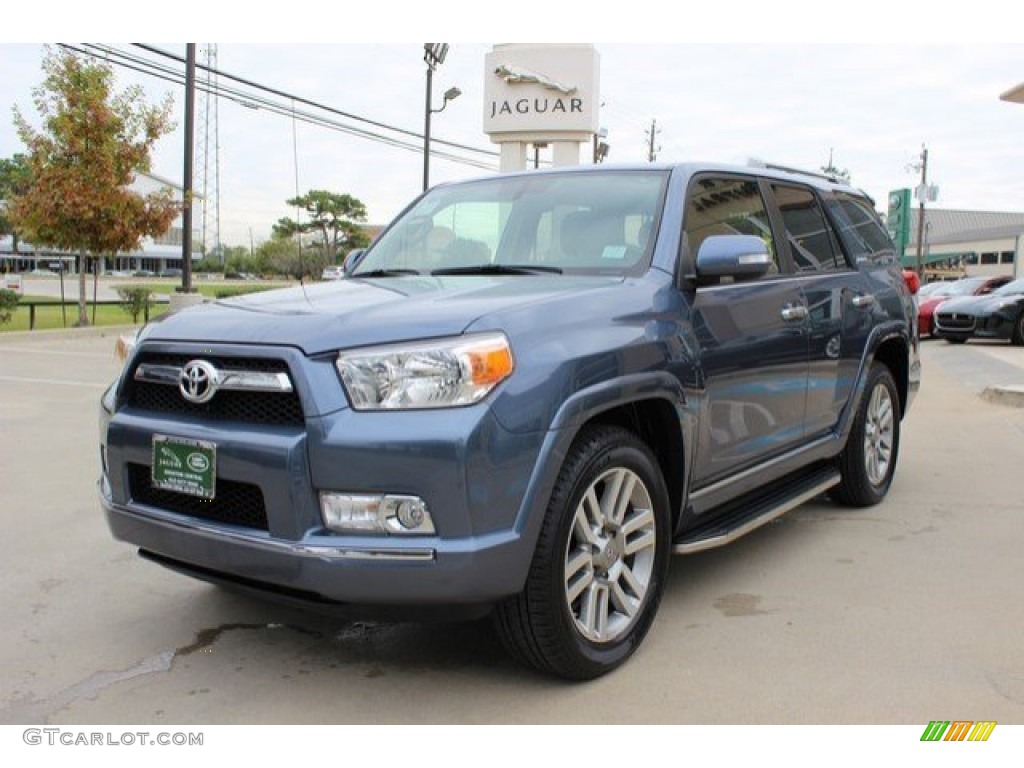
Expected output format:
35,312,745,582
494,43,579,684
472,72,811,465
483,44,599,145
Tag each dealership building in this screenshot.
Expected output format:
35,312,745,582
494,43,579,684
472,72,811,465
0,171,199,275
902,208,1024,280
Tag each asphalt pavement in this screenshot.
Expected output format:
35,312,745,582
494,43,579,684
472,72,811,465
0,332,1022,726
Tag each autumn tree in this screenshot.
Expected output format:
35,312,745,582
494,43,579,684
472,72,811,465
272,190,370,264
9,47,179,325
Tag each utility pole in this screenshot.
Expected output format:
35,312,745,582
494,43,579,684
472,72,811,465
182,43,196,294
913,146,929,279
645,119,661,162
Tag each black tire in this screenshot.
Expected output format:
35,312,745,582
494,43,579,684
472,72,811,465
831,364,901,508
944,337,967,345
494,425,671,680
1011,312,1024,346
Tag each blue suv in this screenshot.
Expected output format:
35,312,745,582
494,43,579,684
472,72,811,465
100,162,919,679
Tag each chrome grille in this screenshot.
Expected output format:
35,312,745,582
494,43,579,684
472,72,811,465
123,353,304,426
935,312,975,332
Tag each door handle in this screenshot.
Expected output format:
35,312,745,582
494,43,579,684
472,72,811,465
780,304,808,322
851,294,875,309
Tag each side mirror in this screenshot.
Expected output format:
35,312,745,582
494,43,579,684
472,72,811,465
342,249,366,276
695,235,773,280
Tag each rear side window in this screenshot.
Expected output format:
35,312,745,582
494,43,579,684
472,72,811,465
771,184,846,272
826,193,896,261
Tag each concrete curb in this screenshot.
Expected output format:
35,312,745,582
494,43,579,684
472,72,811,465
981,385,1024,408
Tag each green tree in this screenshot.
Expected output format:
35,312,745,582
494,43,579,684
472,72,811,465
9,47,179,326
272,190,370,263
821,150,852,182
116,286,153,324
0,288,19,324
257,234,327,280
0,154,31,256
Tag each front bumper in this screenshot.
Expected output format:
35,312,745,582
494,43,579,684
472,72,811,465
934,311,1015,341
100,482,531,606
100,342,555,608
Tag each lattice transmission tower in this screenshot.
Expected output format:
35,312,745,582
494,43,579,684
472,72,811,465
197,44,221,263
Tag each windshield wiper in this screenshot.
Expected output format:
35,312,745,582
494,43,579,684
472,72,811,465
351,268,422,278
431,263,563,276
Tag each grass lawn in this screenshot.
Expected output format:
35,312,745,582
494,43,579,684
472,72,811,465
1,281,291,333
0,295,169,332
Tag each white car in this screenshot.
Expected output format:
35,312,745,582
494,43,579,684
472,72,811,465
321,265,345,280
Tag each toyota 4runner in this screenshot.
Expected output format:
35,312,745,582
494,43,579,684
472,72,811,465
100,162,920,679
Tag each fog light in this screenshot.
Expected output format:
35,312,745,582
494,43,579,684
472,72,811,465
320,493,435,536
385,497,429,532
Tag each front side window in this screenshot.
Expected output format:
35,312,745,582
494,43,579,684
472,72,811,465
684,176,779,275
355,170,667,277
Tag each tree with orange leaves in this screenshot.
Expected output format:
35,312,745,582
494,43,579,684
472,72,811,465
10,46,179,326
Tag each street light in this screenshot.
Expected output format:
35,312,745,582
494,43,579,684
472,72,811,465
999,82,1024,278
423,43,460,191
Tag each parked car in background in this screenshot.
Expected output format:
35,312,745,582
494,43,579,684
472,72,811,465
917,281,953,299
934,277,1024,345
159,268,182,278
918,276,1011,337
321,265,345,280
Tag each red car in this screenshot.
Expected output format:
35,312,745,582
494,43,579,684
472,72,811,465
918,276,1012,337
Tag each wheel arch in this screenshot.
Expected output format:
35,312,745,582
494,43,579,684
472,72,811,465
581,399,687,533
872,334,910,419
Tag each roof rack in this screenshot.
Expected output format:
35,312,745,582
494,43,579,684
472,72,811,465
747,158,848,185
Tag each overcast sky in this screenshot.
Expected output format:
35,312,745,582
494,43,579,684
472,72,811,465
2,9,1024,249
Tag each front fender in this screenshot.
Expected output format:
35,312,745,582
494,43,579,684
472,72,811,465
507,371,696,579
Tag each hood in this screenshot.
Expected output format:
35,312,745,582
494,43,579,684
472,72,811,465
935,293,1020,315
143,275,624,355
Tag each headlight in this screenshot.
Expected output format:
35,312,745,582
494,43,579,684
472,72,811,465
335,332,514,410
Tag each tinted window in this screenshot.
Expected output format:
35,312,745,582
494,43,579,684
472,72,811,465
772,184,844,272
825,193,895,261
684,177,779,275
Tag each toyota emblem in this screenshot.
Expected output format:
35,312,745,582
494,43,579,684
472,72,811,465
179,360,220,404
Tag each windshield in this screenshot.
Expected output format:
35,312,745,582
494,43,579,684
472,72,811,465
993,278,1024,296
353,170,668,277
946,278,988,296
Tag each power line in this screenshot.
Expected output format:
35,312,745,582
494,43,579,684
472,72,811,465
60,43,498,172
131,43,499,160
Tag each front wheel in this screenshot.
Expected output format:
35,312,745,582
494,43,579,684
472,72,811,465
494,425,671,680
831,364,901,507
1011,312,1024,346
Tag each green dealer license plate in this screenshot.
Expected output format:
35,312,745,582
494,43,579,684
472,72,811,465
152,435,216,499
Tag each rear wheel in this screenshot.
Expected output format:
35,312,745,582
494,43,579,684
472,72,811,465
494,425,671,680
832,364,901,508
